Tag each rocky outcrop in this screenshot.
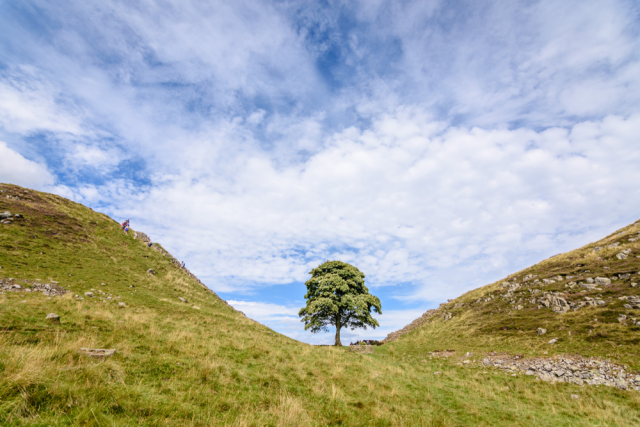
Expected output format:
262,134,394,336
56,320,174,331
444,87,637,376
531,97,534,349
0,279,68,296
538,292,570,313
482,354,640,390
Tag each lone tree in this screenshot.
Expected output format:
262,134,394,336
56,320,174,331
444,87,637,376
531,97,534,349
299,261,382,346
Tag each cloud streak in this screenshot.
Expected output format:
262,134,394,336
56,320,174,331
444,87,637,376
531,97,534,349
1,0,639,343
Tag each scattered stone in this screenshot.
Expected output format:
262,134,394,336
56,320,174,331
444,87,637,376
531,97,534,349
548,338,558,344
619,274,631,280
78,348,116,358
179,297,187,303
45,313,60,323
147,269,156,275
615,379,628,390
537,328,547,335
617,249,632,260
434,371,442,375
571,394,580,399
539,293,570,313
0,280,68,296
595,277,611,286
118,302,126,308
349,345,374,354
84,292,94,297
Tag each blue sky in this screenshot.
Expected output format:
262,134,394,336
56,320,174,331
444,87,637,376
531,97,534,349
1,0,640,344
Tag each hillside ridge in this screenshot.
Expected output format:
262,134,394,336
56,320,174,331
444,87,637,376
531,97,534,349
2,182,640,425
383,218,640,345
0,183,247,318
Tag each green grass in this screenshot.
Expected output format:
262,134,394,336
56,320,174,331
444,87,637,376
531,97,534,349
1,183,640,426
389,219,640,368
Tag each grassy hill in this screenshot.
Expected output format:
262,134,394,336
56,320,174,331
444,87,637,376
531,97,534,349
1,183,639,426
383,218,640,368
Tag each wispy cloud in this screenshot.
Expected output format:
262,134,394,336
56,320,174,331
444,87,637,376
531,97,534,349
1,0,639,343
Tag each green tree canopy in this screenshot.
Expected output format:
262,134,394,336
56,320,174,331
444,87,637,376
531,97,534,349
299,260,382,346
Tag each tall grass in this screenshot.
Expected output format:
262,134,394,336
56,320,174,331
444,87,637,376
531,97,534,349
1,183,640,425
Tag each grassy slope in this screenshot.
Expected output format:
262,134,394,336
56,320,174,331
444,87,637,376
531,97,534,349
390,219,640,370
0,183,638,426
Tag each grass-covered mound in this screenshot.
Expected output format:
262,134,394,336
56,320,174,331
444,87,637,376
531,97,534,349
1,183,639,426
386,218,640,370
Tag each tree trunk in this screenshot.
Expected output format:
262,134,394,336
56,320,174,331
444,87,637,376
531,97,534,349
334,316,342,346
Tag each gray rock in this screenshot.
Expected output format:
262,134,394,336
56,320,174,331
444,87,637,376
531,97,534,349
619,274,631,280
537,328,547,335
45,313,60,323
617,249,632,260
78,348,116,358
118,302,126,308
549,338,558,344
147,269,156,275
595,277,611,286
179,297,187,303
615,379,628,390
84,292,94,297
0,211,11,219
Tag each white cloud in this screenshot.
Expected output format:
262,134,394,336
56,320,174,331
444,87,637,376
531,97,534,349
0,141,55,188
1,0,640,340
0,69,84,135
73,110,640,303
